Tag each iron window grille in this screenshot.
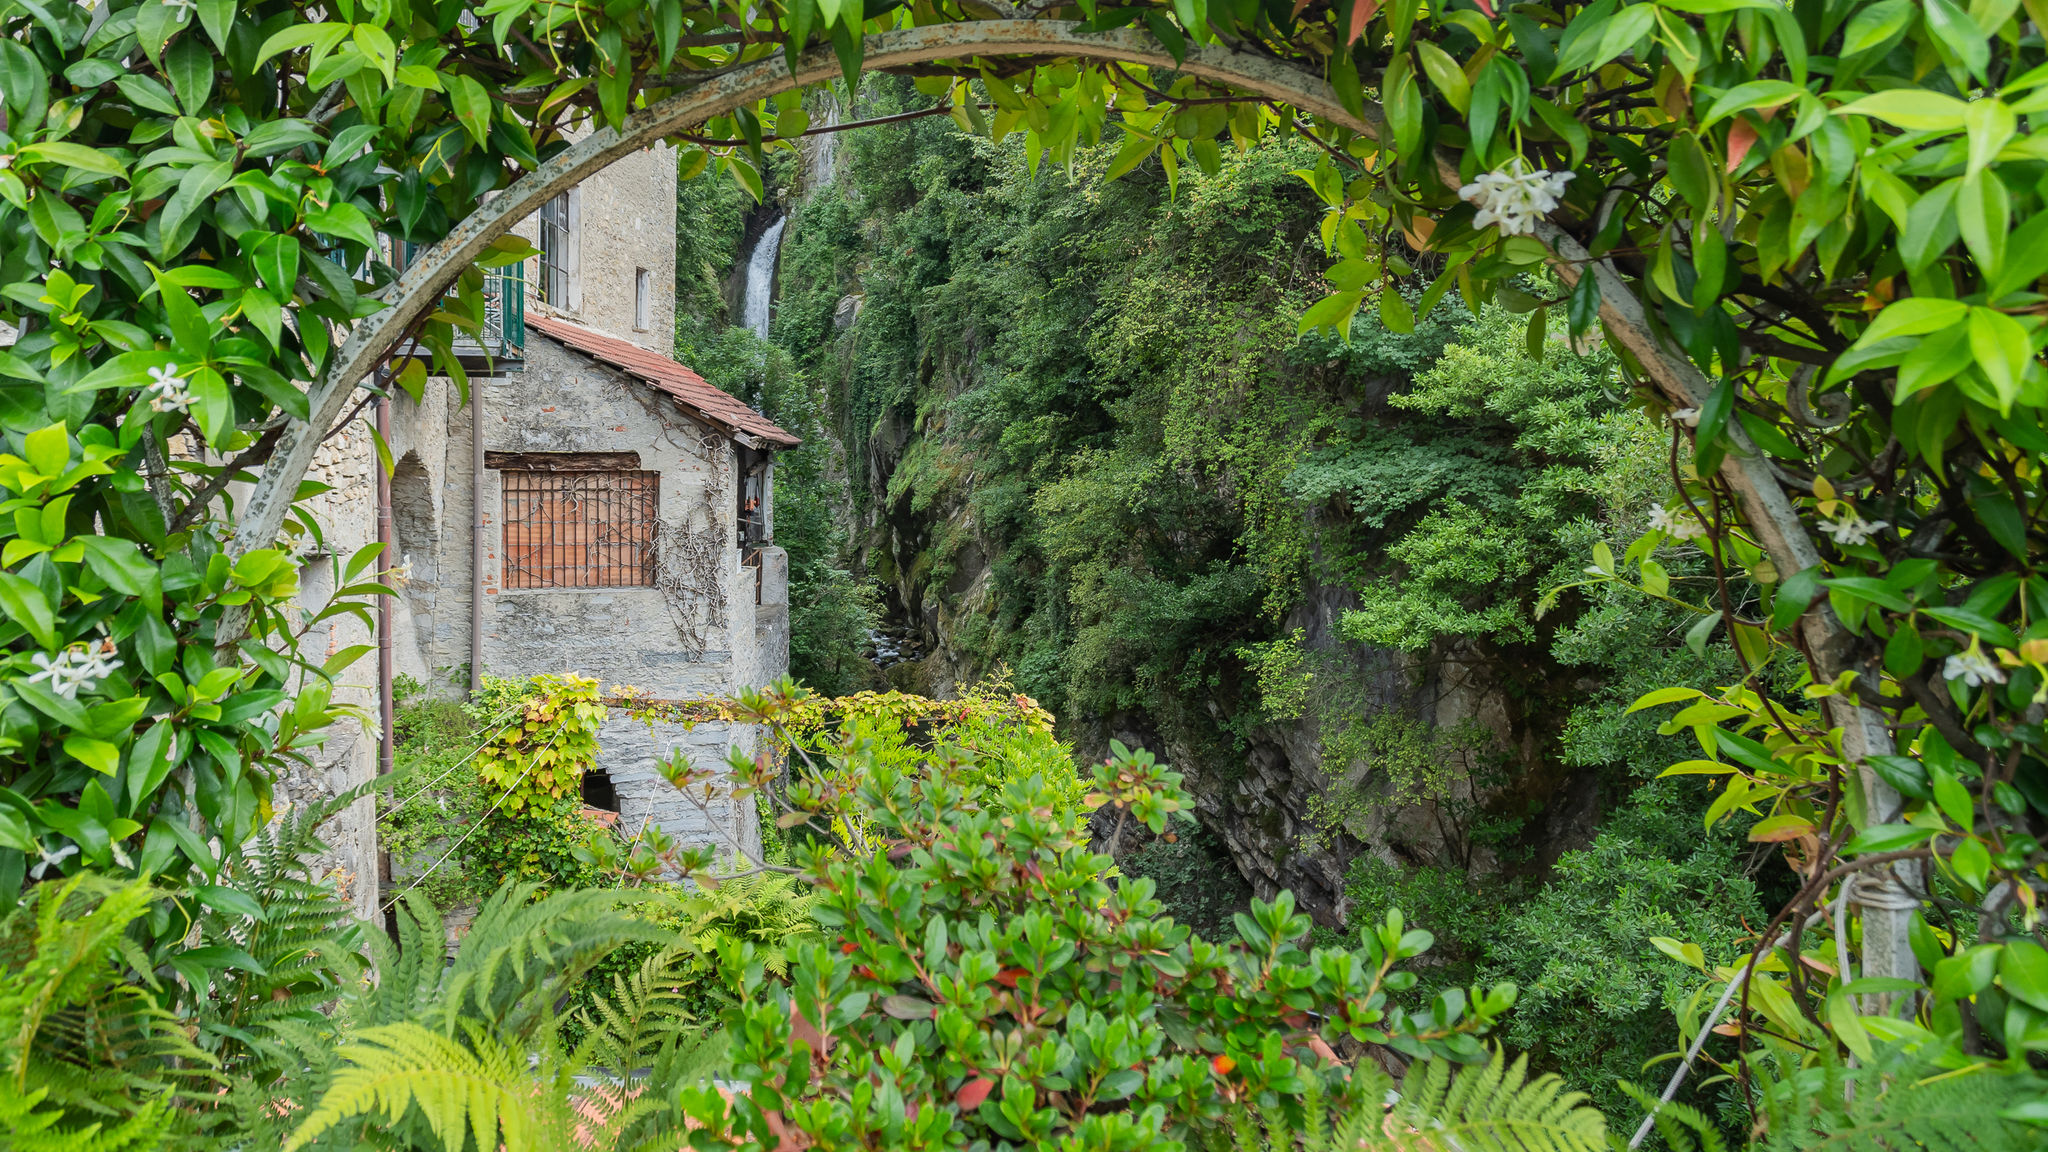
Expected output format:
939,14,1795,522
537,193,571,306
501,469,658,589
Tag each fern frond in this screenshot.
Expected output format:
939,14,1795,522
1618,1079,1724,1152
0,1083,174,1152
1381,1051,1609,1152
436,882,664,1039
281,1022,536,1152
1754,1054,2045,1152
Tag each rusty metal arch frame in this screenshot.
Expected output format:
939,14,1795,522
225,16,1911,980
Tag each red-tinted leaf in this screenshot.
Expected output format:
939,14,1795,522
1347,0,1380,44
957,1077,994,1111
1727,120,1759,172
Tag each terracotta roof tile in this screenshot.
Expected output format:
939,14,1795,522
527,315,801,448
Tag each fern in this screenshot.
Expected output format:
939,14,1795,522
434,882,666,1039
1753,1048,2045,1152
192,785,371,1078
280,1022,544,1152
1384,1051,1610,1152
0,1084,175,1152
1619,1080,1730,1152
0,876,209,1150
1213,1052,1607,1152
280,879,676,1152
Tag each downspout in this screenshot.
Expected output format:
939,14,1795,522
470,382,485,697
375,391,395,780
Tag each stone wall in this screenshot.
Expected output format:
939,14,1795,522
508,135,677,352
394,334,777,869
278,138,786,913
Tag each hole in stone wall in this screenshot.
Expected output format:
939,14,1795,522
580,768,619,813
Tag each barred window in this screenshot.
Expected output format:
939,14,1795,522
537,193,571,306
500,466,657,589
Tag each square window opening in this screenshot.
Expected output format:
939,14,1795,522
501,467,658,589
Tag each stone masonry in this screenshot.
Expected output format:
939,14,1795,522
286,140,792,919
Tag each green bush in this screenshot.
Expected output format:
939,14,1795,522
681,741,1521,1149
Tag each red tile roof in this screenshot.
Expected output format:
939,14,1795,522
527,315,801,448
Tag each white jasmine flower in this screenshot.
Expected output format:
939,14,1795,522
387,555,413,585
1669,407,1701,427
0,155,13,171
1944,645,2006,688
1648,505,1708,540
1819,513,1888,547
29,841,78,879
281,533,322,564
25,640,122,699
1458,158,1574,237
144,364,194,414
164,0,195,11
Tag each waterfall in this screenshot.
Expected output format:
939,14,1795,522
740,216,786,340
811,98,839,190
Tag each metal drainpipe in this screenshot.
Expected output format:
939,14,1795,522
470,381,485,697
375,391,394,780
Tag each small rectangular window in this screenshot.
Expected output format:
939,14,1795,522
634,268,651,329
501,467,658,589
537,193,571,306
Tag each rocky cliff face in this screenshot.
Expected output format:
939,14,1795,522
846,467,1598,926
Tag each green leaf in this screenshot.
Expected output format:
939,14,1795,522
1836,0,1916,58
1866,754,1932,800
1415,42,1470,113
1929,765,1976,832
1559,3,1656,74
1383,53,1423,159
1628,686,1706,713
1841,823,1939,853
1104,130,1161,182
1700,80,1805,128
1834,89,1970,132
165,34,215,114
63,735,121,775
1859,298,1970,345
1379,286,1415,333
1966,306,2030,413
302,201,377,249
160,160,233,245
195,884,268,922
1926,0,1991,80
196,0,236,50
1999,940,2048,1012
18,142,127,179
0,570,57,649
1949,835,1991,891
1920,606,2017,647
1961,97,2016,177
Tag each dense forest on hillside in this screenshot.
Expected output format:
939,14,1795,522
668,78,1792,1115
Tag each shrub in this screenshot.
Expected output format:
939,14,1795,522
677,740,1521,1149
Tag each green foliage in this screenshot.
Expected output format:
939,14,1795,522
1749,1046,2048,1151
0,875,196,1150
474,673,606,817
1479,809,1766,1122
681,738,1520,1149
1221,1052,1608,1152
1120,825,1254,942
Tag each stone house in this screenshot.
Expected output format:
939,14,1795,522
283,140,796,920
